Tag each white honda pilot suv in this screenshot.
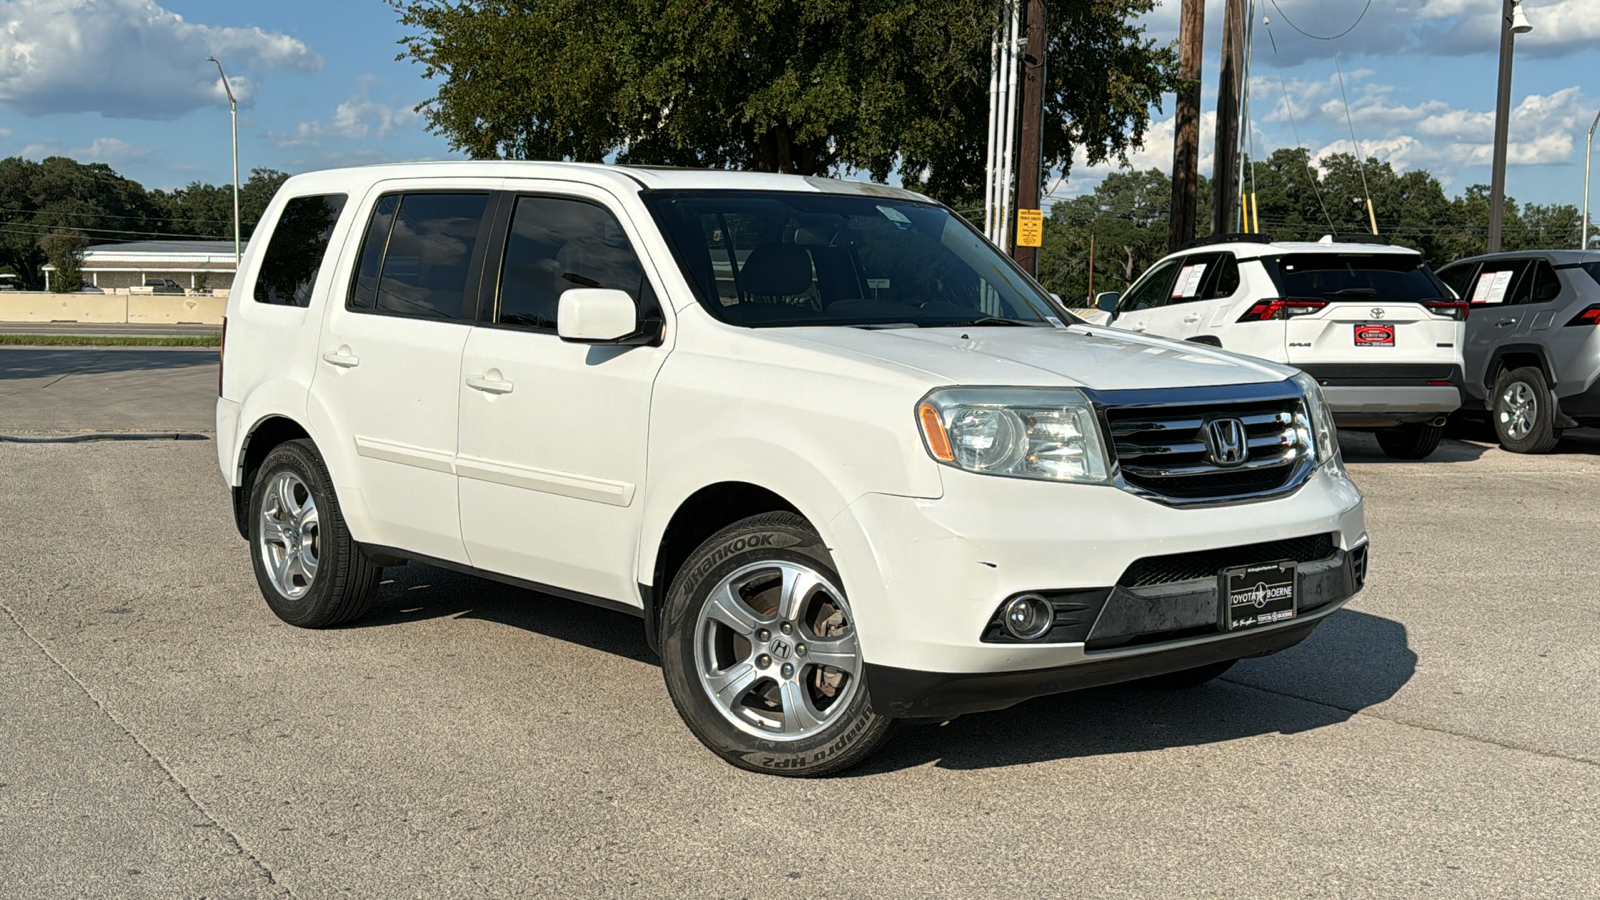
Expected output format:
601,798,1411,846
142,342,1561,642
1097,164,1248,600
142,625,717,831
217,163,1368,775
1100,236,1467,459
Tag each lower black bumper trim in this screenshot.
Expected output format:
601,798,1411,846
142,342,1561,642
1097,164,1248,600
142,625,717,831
866,614,1326,719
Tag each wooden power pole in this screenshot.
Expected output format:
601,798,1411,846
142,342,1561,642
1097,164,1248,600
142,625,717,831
1168,0,1204,252
1211,0,1244,236
1013,0,1047,274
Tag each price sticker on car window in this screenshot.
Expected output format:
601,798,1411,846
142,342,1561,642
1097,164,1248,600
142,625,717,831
1472,270,1513,304
1172,263,1207,298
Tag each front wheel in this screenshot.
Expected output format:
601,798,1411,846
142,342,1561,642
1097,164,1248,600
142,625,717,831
1493,367,1562,454
659,512,896,776
1375,422,1444,460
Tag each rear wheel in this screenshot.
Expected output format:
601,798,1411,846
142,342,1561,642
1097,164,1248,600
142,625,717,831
1375,422,1444,460
1493,366,1562,454
249,439,380,627
659,512,896,776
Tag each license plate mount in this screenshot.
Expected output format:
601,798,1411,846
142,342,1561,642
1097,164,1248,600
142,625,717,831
1219,560,1298,631
1355,323,1395,346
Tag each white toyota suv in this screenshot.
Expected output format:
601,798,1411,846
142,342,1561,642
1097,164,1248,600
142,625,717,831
217,163,1368,775
1099,236,1467,459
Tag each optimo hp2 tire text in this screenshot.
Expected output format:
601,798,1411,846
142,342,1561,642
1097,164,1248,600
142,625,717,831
659,512,896,776
248,439,380,628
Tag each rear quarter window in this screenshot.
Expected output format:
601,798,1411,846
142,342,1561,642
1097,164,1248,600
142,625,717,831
253,194,348,307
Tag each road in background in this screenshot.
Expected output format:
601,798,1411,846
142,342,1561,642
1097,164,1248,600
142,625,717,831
2,348,1597,898
0,323,222,338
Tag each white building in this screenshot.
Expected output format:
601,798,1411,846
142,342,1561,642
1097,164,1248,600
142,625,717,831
45,240,239,291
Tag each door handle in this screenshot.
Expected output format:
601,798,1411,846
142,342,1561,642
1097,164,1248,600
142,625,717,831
465,375,514,395
1495,319,1516,327
1132,322,1148,332
321,348,359,368
1183,315,1201,324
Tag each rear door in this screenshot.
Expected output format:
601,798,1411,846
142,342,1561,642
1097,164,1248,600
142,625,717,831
1272,252,1462,368
1110,258,1182,336
1463,259,1532,361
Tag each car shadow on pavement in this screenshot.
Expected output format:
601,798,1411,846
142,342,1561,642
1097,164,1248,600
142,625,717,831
853,609,1415,775
1337,430,1489,464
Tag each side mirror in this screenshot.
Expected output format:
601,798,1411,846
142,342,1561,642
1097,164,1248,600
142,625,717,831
557,288,658,345
1095,291,1120,313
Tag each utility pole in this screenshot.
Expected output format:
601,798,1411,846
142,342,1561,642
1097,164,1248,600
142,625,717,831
1487,0,1531,254
1013,0,1047,273
1211,0,1244,236
1168,0,1204,252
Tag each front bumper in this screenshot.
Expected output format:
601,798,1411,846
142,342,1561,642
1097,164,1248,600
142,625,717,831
1300,363,1464,425
866,546,1364,718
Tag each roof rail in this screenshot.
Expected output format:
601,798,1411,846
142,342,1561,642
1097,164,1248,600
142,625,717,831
1318,234,1391,245
1179,233,1268,251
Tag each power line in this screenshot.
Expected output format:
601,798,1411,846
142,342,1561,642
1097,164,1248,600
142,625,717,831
1266,0,1373,41
1264,17,1336,233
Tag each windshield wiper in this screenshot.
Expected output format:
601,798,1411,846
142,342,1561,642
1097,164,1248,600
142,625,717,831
926,317,1040,328
1328,287,1379,298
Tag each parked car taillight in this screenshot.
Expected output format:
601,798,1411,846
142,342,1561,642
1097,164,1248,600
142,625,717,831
1423,300,1470,320
1236,299,1327,322
1565,304,1600,327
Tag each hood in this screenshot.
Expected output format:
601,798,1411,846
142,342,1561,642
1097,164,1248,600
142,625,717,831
767,324,1295,392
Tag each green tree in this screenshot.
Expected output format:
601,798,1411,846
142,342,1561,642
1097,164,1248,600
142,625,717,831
391,0,1177,206
39,228,88,293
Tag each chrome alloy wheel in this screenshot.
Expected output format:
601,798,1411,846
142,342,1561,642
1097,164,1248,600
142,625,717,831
693,561,863,741
258,472,320,599
1500,381,1538,441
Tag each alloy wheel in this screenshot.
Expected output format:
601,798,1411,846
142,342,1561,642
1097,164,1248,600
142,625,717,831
258,472,320,599
693,561,862,741
1500,381,1538,441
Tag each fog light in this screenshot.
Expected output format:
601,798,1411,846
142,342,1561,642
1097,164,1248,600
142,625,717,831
1001,593,1054,640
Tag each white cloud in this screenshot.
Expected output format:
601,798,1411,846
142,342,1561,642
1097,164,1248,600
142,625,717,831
271,77,421,150
0,0,320,119
1256,0,1597,63
21,135,149,162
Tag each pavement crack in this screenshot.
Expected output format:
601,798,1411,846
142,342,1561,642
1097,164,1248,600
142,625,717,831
0,600,296,898
1221,676,1600,770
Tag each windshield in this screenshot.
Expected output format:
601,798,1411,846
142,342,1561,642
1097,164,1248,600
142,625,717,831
1264,253,1449,302
641,190,1064,328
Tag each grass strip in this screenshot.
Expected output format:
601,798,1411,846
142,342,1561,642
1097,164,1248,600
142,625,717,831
0,334,220,347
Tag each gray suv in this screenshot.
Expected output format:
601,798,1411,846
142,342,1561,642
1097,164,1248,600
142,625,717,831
1435,251,1600,452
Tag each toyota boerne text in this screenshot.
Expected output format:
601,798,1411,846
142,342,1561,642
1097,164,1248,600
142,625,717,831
216,162,1368,775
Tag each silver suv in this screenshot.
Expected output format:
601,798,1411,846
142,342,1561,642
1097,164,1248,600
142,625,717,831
1434,251,1600,452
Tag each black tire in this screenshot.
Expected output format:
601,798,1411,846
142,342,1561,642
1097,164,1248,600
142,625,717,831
659,512,896,776
1375,423,1444,460
248,439,379,628
1131,660,1236,690
1492,366,1563,454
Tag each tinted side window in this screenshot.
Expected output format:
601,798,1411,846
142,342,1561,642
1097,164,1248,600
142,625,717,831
1201,254,1240,300
1119,260,1180,312
1519,260,1562,304
1165,255,1216,305
348,192,489,320
496,196,647,330
1466,259,1529,305
253,194,347,307
1435,263,1476,299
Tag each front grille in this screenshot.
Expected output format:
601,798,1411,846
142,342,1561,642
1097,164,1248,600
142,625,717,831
1100,386,1312,503
1117,533,1336,587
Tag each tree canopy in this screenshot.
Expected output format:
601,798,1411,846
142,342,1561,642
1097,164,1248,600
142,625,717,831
0,157,286,289
391,0,1177,205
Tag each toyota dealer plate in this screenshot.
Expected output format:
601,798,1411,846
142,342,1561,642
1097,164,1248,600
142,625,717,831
1220,561,1297,631
1354,323,1395,346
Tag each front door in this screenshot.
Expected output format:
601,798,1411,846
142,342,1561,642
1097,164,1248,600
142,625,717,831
456,187,670,605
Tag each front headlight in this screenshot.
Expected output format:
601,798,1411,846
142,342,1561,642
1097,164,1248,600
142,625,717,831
917,387,1111,483
1292,372,1342,470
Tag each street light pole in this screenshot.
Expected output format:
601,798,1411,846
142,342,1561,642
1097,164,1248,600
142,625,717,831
206,57,240,271
1487,0,1531,254
1584,110,1600,251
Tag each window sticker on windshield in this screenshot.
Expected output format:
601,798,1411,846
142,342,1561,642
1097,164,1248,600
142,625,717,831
876,205,913,228
1472,270,1513,304
1172,263,1207,298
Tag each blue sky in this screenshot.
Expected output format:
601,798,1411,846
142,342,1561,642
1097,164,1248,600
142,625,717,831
0,0,1593,215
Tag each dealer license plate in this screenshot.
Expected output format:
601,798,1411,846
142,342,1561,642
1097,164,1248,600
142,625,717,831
1220,561,1298,631
1355,323,1395,346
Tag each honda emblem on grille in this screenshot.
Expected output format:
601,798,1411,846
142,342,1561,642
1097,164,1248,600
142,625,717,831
1202,417,1249,467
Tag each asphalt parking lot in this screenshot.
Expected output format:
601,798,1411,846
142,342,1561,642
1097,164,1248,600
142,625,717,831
2,347,1598,899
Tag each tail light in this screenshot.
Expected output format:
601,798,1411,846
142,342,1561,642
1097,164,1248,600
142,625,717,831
1565,304,1600,327
1237,299,1326,322
218,316,227,396
1423,300,1470,320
